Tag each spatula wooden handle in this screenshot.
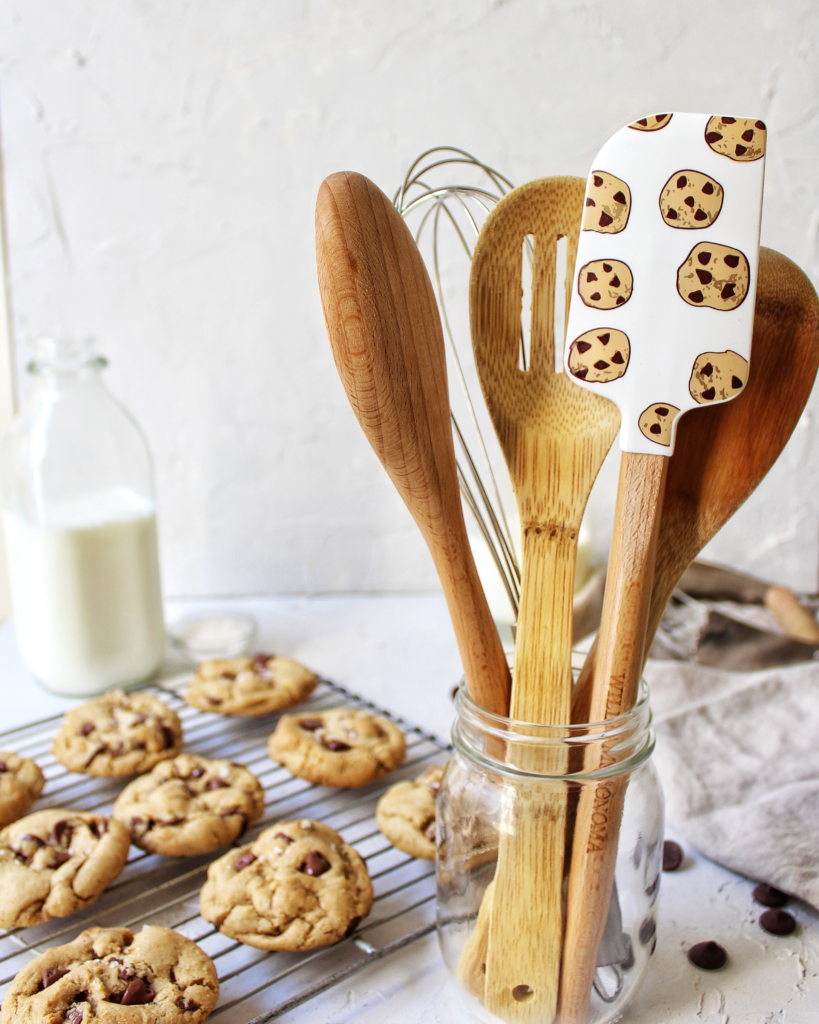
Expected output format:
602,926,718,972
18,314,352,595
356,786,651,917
558,452,667,1024
316,171,510,716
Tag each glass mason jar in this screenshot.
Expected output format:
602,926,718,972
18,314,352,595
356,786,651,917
0,336,165,695
438,680,663,1024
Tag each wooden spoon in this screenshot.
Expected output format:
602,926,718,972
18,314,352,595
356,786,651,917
315,171,510,717
467,177,620,1023
560,245,819,1023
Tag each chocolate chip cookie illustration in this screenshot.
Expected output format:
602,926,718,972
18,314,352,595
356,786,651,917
582,171,631,233
199,819,373,951
113,754,265,857
0,751,45,829
0,809,130,929
52,689,183,777
577,259,633,310
185,652,318,716
705,116,766,162
638,404,680,447
567,329,630,383
677,242,750,310
689,350,749,404
660,170,723,228
1,925,218,1023
629,114,672,132
376,763,445,861
267,707,406,787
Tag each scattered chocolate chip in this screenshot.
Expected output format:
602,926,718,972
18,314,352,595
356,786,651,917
694,209,708,221
234,851,257,871
49,850,71,867
51,820,74,847
698,251,712,265
599,212,613,227
687,940,727,970
731,376,743,388
576,341,591,354
206,697,222,706
64,1004,86,1024
205,777,230,791
650,424,662,435
721,284,736,300
176,997,201,1011
300,718,323,731
656,407,669,416
344,916,362,937
665,208,678,220
759,909,796,936
274,832,294,844
593,175,603,187
593,360,610,371
610,274,621,287
735,144,748,157
573,367,589,379
656,114,668,122
684,195,695,208
322,738,352,752
41,967,70,990
741,129,755,142
636,118,647,126
701,387,716,401
705,131,723,144
638,917,656,945
755,119,766,130
752,883,789,908
724,254,740,268
585,197,595,207
20,833,44,849
602,263,612,272
160,726,177,749
118,965,135,981
616,295,625,305
90,819,108,839
702,181,715,195
612,191,627,205
701,363,713,376
121,978,155,1005
676,175,687,188
688,290,704,303
78,723,95,736
586,271,598,281
590,292,601,301
610,351,625,364
597,332,610,343
222,671,237,680
301,850,331,876
696,269,712,285
662,840,683,871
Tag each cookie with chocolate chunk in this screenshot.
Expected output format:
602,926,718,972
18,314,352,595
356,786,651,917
185,653,317,716
582,171,631,234
199,819,373,951
577,259,633,310
677,242,750,311
0,751,45,829
376,764,445,861
689,350,749,404
638,403,680,447
267,708,406,787
52,689,182,777
705,116,766,162
660,170,723,229
0,925,218,1023
0,809,130,929
629,114,672,132
113,754,265,857
567,329,630,383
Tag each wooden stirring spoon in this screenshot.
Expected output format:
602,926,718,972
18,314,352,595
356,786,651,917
467,177,620,1023
571,246,819,722
315,171,510,717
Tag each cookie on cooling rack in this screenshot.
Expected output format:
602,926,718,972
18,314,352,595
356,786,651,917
113,753,265,857
0,925,218,1023
375,763,445,861
199,819,373,951
184,653,318,716
0,751,45,829
267,707,406,787
0,809,130,930
52,689,183,777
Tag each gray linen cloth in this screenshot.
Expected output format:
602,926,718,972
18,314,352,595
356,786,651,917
645,657,819,910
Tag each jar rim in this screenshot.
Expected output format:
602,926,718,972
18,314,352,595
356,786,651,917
27,335,107,375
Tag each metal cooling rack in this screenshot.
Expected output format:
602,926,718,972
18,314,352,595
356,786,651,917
0,677,450,1022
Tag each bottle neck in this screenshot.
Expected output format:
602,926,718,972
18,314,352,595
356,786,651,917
27,337,108,380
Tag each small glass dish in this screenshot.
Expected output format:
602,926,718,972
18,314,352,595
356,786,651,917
167,613,257,665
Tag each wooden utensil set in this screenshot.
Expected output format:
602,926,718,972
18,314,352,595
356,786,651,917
316,112,819,1024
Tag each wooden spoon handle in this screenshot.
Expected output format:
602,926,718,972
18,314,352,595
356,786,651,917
559,452,667,1024
316,171,510,716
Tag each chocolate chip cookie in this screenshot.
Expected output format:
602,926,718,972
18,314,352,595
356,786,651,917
628,113,672,132
267,708,406,787
376,764,445,861
0,925,218,1024
184,653,317,716
52,689,183,777
567,329,630,383
705,116,766,162
199,819,373,951
113,754,265,857
660,170,723,229
677,242,750,310
638,403,680,447
689,350,749,404
576,259,633,309
0,810,130,929
0,752,45,829
582,171,631,233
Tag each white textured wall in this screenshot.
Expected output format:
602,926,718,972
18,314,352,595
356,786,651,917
1,0,818,597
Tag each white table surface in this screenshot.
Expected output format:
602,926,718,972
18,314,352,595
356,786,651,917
1,593,817,1023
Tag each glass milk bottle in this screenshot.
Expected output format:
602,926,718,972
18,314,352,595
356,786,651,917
0,336,165,695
